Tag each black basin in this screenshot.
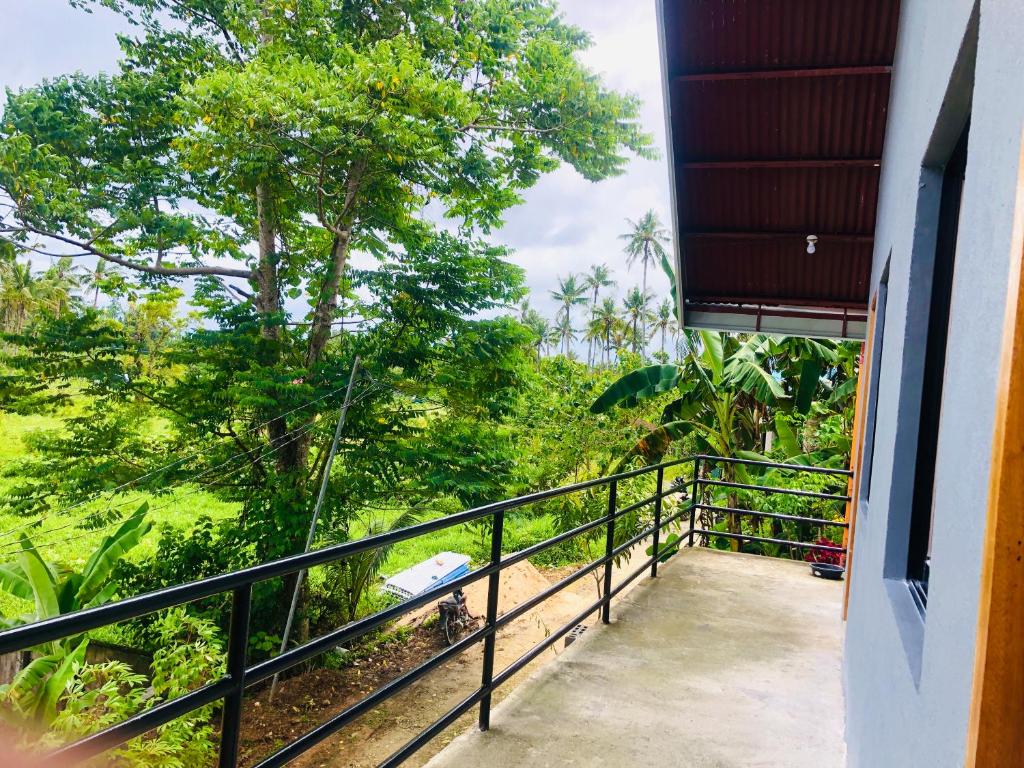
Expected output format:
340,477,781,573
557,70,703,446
810,562,845,580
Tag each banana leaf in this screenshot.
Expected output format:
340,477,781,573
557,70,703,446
77,503,151,605
614,420,692,470
17,536,58,622
795,359,824,414
773,413,802,458
590,365,681,413
0,562,32,601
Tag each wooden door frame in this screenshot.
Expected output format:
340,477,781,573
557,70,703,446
841,299,876,620
965,134,1024,767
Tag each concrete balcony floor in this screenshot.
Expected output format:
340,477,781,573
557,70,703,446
424,547,846,768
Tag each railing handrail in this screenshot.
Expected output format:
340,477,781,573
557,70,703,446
0,457,692,654
0,454,850,767
693,454,853,476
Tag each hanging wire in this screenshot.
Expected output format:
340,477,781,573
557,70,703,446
0,378,368,545
0,379,387,559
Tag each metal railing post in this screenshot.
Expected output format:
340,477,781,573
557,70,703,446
218,583,252,768
478,509,505,731
650,467,665,578
688,457,700,546
601,480,618,624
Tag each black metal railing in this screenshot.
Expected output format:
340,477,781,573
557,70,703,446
0,455,851,767
687,455,852,556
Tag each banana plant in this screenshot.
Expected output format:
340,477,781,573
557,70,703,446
0,503,151,722
591,331,787,468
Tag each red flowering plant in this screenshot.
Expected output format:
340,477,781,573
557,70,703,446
805,538,844,566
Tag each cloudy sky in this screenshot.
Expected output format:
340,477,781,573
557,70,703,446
0,0,673,322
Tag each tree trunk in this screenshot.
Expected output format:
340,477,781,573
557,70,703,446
306,230,350,369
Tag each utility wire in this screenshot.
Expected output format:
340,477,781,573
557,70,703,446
0,417,329,559
0,380,383,557
0,379,359,543
0,379,386,558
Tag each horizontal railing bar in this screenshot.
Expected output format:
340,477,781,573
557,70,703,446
7,453,853,768
380,688,488,768
607,551,661,600
697,504,849,528
492,546,666,691
0,459,692,655
45,677,235,765
262,505,696,768
697,478,850,502
496,504,690,631
252,500,693,685
694,454,852,476
692,528,846,553
253,625,487,768
247,562,499,684
493,593,604,689
613,490,664,518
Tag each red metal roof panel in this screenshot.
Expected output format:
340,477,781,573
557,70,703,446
670,71,891,162
664,0,901,76
677,164,881,234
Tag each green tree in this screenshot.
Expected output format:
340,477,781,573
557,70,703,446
592,297,620,366
650,298,676,357
582,264,615,364
0,0,654,600
621,286,652,355
554,313,577,358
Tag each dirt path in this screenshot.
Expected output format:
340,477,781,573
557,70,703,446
239,550,653,768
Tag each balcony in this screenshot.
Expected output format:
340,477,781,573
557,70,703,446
0,456,850,767
425,546,845,768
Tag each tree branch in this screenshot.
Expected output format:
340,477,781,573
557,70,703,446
12,224,256,280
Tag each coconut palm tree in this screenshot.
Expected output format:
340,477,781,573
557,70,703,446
620,211,669,342
622,287,653,355
0,259,51,333
592,297,620,366
84,259,118,308
550,275,587,354
545,324,561,357
650,298,676,356
554,313,577,358
583,264,615,364
41,256,82,317
523,310,551,362
583,315,606,367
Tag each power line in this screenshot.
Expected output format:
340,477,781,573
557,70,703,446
0,379,387,558
0,418,327,558
0,379,359,543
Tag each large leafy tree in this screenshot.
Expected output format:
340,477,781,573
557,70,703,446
0,1,654,637
0,0,650,539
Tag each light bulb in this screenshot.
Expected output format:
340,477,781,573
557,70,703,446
806,235,818,254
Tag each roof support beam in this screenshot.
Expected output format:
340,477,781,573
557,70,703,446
679,159,881,170
682,231,874,243
673,65,892,83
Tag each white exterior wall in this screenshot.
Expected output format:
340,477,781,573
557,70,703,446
844,1,1024,766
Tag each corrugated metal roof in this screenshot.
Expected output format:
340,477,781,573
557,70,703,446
677,164,880,234
659,0,901,339
665,0,900,75
670,72,891,161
